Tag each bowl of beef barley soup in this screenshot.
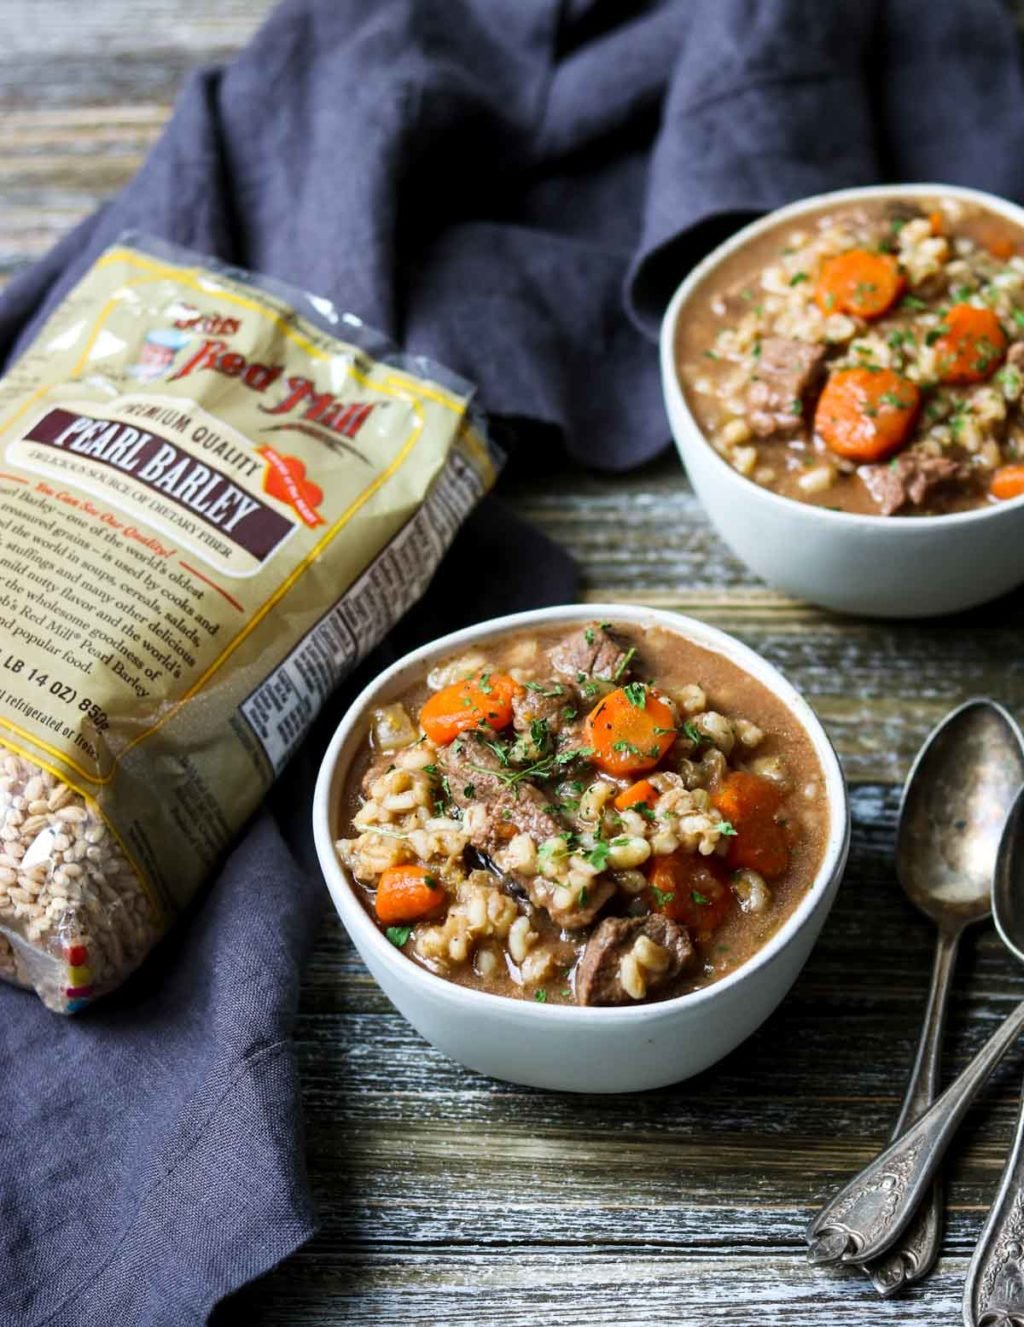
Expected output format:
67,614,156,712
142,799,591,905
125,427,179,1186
661,185,1024,616
313,605,848,1092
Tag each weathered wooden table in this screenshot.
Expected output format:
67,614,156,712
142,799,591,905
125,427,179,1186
4,4,1024,1323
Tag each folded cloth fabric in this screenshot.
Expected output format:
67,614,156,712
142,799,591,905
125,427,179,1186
2,1,1023,1323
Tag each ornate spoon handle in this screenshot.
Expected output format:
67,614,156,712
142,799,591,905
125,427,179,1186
963,1070,1024,1327
861,928,960,1297
808,997,1024,1267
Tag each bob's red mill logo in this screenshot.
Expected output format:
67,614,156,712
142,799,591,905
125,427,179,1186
169,339,377,441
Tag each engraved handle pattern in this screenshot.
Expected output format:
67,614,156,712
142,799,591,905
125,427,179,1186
862,929,960,1296
964,1072,1024,1327
808,998,1024,1267
865,1178,942,1297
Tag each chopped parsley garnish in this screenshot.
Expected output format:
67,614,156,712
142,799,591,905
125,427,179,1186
715,821,738,837
924,325,949,346
788,271,809,286
586,842,611,871
1013,308,1024,330
467,743,595,790
611,646,636,681
577,886,590,907
584,627,596,645
623,681,647,709
683,720,704,745
650,886,675,907
463,783,476,798
477,672,493,695
789,397,803,415
612,739,642,756
423,763,437,775
691,890,710,906
534,989,548,1003
385,926,412,947
900,294,928,311
524,681,565,697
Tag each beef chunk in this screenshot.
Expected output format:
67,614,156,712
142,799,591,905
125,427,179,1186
576,915,693,1006
512,679,574,739
881,202,925,235
549,624,631,683
746,337,826,437
860,451,968,516
440,732,559,853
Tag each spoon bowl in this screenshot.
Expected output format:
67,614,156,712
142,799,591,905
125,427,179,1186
899,700,1024,929
993,785,1024,965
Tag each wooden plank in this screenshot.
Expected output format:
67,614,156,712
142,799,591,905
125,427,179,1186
212,783,1024,1322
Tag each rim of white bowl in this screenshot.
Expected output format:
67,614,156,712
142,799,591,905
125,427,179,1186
312,603,851,1024
660,182,1024,529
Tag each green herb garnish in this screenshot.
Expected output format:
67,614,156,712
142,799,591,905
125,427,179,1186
623,681,647,709
586,842,611,871
611,646,636,682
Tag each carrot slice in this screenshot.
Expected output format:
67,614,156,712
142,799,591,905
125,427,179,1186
614,779,657,812
584,685,676,777
375,865,447,925
815,249,905,320
931,304,1007,384
647,851,732,940
991,464,1024,501
419,670,523,745
814,367,920,463
713,771,790,878
928,210,944,236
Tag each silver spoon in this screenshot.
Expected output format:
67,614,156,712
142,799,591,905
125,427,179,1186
964,787,1024,1327
807,699,1024,1271
856,701,1005,1296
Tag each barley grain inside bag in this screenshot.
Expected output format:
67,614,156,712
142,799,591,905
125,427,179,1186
0,235,497,1012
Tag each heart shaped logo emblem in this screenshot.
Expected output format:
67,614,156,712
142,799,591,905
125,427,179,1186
257,447,324,527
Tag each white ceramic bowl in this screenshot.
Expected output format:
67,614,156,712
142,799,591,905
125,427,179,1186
660,184,1024,618
312,603,850,1093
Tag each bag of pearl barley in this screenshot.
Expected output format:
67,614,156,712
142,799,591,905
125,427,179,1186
0,235,497,1011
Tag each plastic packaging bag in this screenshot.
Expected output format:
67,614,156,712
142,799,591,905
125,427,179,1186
0,235,497,1010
